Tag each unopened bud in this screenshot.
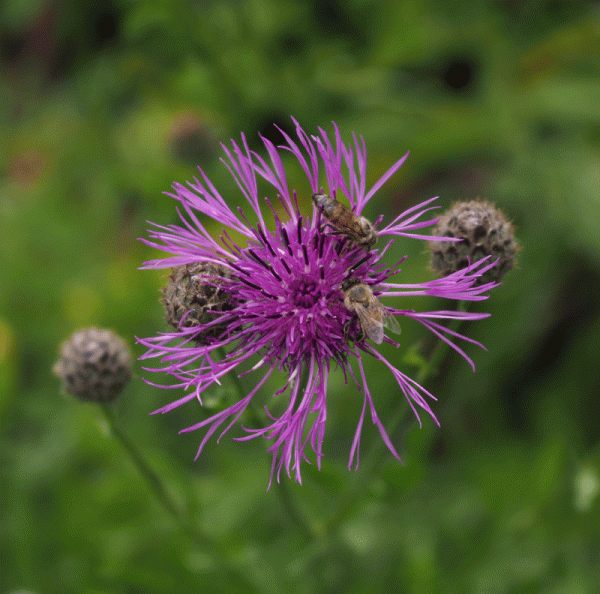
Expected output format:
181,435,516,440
53,328,132,403
429,200,518,285
162,262,233,342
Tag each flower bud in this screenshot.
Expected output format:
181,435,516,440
162,262,233,342
53,328,132,403
429,200,518,285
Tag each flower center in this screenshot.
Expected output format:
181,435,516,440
290,276,320,308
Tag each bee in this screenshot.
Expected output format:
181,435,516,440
341,278,401,344
312,192,377,249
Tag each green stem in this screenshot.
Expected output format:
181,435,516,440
99,406,255,592
275,475,316,542
216,347,316,542
323,300,469,534
417,300,469,385
217,347,265,429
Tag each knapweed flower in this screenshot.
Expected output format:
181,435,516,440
138,118,499,487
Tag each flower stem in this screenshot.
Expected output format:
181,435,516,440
417,299,469,385
275,475,316,542
323,300,469,534
99,405,256,592
217,347,316,541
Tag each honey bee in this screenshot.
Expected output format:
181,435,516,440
341,278,401,344
312,192,377,249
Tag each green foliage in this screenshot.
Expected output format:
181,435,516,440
2,0,600,592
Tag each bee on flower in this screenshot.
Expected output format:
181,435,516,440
138,118,499,488
312,191,378,250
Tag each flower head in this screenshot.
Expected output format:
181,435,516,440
138,118,498,487
161,262,234,341
428,199,519,285
54,327,132,403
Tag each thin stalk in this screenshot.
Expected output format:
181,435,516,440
416,300,469,385
275,475,316,542
99,406,256,592
323,300,469,534
216,347,316,542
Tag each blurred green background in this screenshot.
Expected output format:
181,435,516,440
2,0,600,592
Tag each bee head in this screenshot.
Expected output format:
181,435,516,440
340,277,361,292
312,193,330,208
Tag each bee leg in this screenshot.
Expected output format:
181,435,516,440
328,232,354,255
343,319,351,346
356,324,365,343
343,319,364,347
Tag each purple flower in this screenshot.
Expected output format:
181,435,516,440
138,118,498,487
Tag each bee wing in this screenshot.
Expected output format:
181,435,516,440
383,312,401,335
353,303,385,344
330,217,366,238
